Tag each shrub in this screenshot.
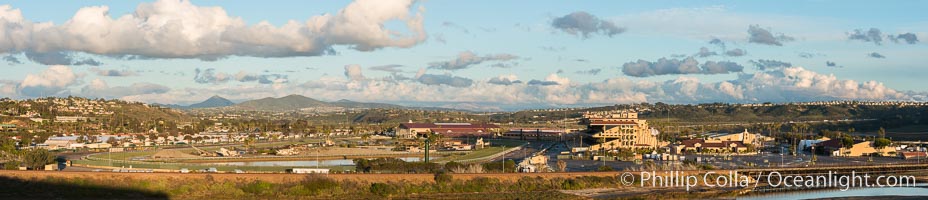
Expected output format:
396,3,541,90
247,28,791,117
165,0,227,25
482,160,516,173
3,161,21,170
433,171,453,184
560,179,581,190
240,180,273,195
460,177,493,192
354,157,440,173
444,161,464,171
369,183,395,197
300,174,339,195
451,164,485,173
699,163,715,170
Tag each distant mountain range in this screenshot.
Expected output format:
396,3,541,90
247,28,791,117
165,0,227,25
158,94,557,112
164,94,406,111
160,95,235,109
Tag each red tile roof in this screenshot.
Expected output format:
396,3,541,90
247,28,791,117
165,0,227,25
681,139,705,147
399,123,435,129
589,120,637,125
680,139,745,148
431,128,485,133
901,152,928,157
400,123,500,129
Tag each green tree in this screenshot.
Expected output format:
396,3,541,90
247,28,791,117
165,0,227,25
19,137,32,148
244,135,256,151
353,158,371,173
0,138,18,156
106,137,118,146
23,149,54,170
841,136,855,148
873,138,891,149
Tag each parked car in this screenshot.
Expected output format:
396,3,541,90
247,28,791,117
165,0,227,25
206,168,218,173
179,168,190,173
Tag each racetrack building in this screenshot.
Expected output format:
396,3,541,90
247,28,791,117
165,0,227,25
582,110,662,151
395,122,501,139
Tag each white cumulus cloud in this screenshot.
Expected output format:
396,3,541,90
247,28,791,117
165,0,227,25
0,0,426,61
19,65,79,97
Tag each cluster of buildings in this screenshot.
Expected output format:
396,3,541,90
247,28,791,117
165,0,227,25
801,137,925,159
578,110,772,156
392,110,774,158
734,101,928,107
673,130,772,154
393,122,501,139
0,97,126,124
42,98,117,115
36,132,304,151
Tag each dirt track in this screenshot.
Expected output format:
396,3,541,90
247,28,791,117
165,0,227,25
0,170,625,183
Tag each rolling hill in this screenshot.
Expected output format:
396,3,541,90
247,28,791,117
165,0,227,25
331,99,403,109
187,95,235,109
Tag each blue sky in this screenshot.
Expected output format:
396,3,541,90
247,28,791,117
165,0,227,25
0,0,926,110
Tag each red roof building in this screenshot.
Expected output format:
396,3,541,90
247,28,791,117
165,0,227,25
677,139,748,153
900,151,928,160
395,122,501,139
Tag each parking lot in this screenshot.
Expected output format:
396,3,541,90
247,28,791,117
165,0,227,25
549,145,915,172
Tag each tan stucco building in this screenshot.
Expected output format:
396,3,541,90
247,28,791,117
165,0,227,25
703,129,773,147
583,110,662,151
818,140,894,157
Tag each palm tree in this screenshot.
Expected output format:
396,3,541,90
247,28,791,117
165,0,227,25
608,143,615,157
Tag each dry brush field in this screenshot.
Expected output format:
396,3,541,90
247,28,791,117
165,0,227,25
0,170,625,183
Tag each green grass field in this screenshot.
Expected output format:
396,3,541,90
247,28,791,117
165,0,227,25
87,140,315,160
433,139,527,163
434,147,508,162
78,138,527,171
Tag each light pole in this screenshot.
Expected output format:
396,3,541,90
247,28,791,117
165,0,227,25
810,146,816,166
780,146,784,167
501,145,505,173
602,151,606,167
